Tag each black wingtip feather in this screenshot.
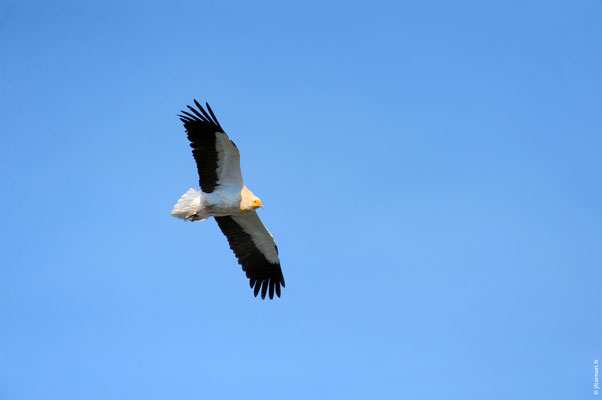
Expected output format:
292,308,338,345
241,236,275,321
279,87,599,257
269,279,275,299
181,109,203,121
194,99,214,122
177,100,224,132
186,105,207,121
275,282,281,298
205,102,222,128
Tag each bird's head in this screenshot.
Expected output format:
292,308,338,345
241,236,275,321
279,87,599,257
240,188,263,212
251,198,263,210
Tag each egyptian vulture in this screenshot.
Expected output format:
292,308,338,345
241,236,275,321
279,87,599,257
171,100,285,299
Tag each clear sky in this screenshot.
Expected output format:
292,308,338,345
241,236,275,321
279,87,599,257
1,1,601,399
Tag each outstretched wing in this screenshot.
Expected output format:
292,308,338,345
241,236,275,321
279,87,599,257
215,212,285,299
178,101,243,193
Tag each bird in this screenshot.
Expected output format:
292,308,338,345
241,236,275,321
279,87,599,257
171,100,285,299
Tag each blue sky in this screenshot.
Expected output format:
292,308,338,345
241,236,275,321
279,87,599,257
1,1,601,399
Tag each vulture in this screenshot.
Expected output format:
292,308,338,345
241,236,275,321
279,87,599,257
171,100,285,299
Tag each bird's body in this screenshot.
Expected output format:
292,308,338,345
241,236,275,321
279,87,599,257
171,100,285,299
172,186,259,221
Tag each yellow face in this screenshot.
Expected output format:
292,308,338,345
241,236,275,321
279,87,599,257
241,199,263,212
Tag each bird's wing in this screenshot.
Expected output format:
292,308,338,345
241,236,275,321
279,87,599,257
178,101,243,193
214,212,285,299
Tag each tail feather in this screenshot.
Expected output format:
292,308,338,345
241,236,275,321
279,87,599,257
171,188,206,221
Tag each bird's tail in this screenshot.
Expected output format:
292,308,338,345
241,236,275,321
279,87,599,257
171,188,207,221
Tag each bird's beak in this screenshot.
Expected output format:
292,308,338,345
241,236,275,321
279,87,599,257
253,200,263,209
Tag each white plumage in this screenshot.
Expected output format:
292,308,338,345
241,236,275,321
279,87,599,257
171,188,204,221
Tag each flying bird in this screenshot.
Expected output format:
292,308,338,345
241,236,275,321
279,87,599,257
171,100,285,299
